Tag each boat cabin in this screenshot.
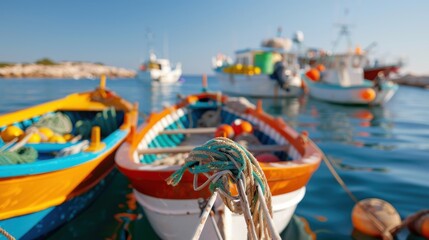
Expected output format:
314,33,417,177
141,53,173,72
322,53,366,86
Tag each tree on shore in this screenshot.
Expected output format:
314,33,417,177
35,58,56,65
0,62,13,68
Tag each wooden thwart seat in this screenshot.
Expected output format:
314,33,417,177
137,144,289,155
159,127,217,135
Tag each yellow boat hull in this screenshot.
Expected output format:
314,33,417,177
0,79,137,238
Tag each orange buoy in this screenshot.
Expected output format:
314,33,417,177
186,96,199,104
355,45,363,55
1,126,24,142
231,119,253,136
360,88,376,101
316,64,326,72
256,153,280,163
215,124,235,138
305,68,320,81
351,198,401,237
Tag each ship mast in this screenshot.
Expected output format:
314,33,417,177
332,9,353,53
146,28,155,58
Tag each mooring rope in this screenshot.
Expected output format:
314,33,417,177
0,227,15,240
317,145,393,239
166,137,280,240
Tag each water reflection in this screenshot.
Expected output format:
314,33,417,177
233,94,397,152
351,228,424,240
300,99,395,149
144,81,182,112
329,155,388,173
280,216,316,240
263,96,306,118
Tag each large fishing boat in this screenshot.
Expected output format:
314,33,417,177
115,78,322,239
214,37,304,98
0,77,137,239
138,52,182,84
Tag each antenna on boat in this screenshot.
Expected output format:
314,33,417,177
163,32,169,59
276,26,282,37
146,28,155,58
292,31,304,55
332,8,354,53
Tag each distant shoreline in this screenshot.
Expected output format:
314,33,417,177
0,60,136,79
391,74,429,89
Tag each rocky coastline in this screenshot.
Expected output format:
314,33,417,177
391,74,429,88
0,61,136,79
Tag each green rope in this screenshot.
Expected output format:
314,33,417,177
75,108,118,139
0,146,38,165
167,137,268,192
166,137,268,194
75,120,93,139
166,138,249,191
34,112,73,135
94,108,117,138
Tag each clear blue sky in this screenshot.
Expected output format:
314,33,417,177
1,0,428,75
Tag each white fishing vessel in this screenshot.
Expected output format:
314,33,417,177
115,80,323,239
138,52,182,83
303,52,398,105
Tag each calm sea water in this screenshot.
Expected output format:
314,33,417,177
1,76,428,239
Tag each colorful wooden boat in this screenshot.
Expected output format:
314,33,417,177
115,88,322,239
303,53,398,105
0,77,137,239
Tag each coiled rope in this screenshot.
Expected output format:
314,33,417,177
0,146,38,165
75,108,117,139
166,137,280,240
34,112,73,135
